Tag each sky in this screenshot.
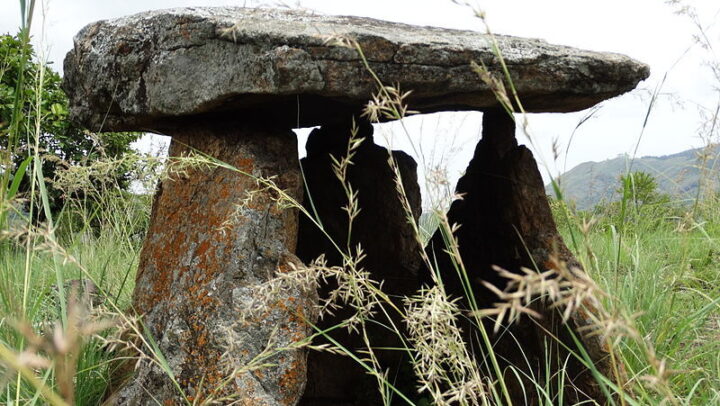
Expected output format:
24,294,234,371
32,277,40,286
1,0,719,196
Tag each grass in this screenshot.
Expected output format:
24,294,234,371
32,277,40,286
1,0,720,405
552,196,720,404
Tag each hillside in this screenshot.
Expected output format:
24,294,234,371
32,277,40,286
547,145,720,210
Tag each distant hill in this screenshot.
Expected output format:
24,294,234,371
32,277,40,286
546,146,720,210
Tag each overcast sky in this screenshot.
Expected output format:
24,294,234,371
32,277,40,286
2,0,719,192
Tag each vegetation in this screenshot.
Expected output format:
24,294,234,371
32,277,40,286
0,1,719,405
0,33,139,218
550,173,720,405
547,147,720,210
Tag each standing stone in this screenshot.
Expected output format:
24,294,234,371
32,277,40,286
425,110,610,404
297,118,422,405
111,121,314,405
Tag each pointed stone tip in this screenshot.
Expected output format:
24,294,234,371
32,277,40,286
62,7,650,132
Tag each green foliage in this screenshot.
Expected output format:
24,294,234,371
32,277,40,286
0,218,142,405
549,147,720,210
0,33,139,215
617,170,665,207
549,166,720,405
585,171,677,233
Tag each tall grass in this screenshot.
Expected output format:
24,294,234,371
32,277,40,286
0,2,162,404
0,1,719,405
551,193,720,404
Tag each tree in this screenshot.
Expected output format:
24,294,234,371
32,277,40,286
1,33,139,216
617,171,665,207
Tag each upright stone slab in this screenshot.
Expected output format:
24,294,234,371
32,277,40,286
296,119,422,405
425,110,609,404
112,121,312,405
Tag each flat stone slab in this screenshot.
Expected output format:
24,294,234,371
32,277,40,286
63,7,649,131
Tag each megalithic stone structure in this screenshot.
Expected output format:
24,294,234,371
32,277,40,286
62,7,648,405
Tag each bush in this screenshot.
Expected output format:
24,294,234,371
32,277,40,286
0,33,139,217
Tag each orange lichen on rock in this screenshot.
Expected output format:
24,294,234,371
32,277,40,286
112,123,314,405
278,356,304,404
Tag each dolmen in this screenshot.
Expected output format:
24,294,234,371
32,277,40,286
63,7,648,405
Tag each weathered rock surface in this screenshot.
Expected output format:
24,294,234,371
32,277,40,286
63,7,649,132
425,110,610,404
296,118,422,405
110,121,315,405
